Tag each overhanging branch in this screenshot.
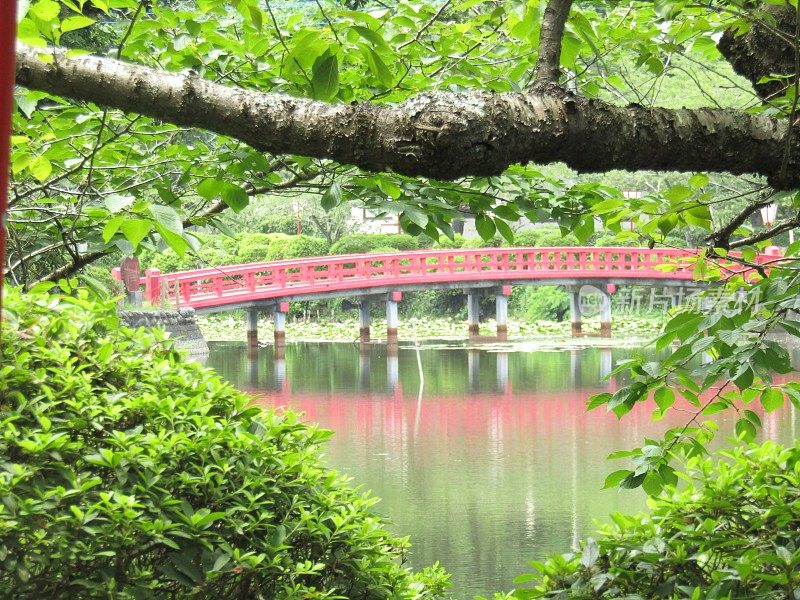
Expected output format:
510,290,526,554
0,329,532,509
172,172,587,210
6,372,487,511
14,43,800,188
534,0,574,86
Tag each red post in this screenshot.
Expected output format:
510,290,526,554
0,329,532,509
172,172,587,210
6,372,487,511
0,2,18,312
144,268,161,304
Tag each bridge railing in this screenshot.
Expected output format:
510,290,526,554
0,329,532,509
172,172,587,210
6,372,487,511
111,246,782,309
122,247,715,308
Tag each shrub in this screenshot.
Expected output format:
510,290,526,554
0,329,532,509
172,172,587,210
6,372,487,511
235,233,288,263
513,441,800,599
463,236,502,248
235,243,272,263
432,234,466,249
329,234,423,255
505,227,577,248
0,288,449,598
266,235,330,260
512,286,569,321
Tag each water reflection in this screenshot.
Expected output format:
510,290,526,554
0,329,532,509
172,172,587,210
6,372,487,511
205,341,800,599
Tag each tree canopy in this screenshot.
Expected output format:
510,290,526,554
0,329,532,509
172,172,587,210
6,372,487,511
8,0,800,284
10,0,800,492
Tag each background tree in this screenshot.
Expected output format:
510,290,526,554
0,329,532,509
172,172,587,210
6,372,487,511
10,0,800,491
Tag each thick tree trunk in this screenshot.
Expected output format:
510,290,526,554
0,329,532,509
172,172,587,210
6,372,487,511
14,43,800,188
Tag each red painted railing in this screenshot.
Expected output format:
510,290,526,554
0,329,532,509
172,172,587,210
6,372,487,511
112,247,773,310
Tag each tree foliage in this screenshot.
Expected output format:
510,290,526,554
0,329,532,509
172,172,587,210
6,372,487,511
0,286,449,598
507,442,800,599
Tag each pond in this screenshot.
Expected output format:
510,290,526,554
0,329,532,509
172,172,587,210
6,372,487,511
204,341,800,598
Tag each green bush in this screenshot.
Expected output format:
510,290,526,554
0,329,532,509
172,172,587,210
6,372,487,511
463,236,502,248
505,227,578,248
329,234,423,255
513,441,800,599
0,288,448,598
432,234,466,249
235,243,272,263
511,286,570,321
266,235,330,260
235,233,289,263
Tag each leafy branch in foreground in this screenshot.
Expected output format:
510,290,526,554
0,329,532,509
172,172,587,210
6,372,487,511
507,442,800,599
588,256,800,494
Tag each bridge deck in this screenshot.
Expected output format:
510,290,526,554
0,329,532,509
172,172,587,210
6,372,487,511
116,247,759,311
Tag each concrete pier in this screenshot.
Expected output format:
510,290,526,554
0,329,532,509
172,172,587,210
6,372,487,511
496,352,509,392
467,291,480,339
387,353,399,392
386,291,401,346
274,301,288,358
246,308,259,348
468,349,480,392
359,300,371,343
569,287,582,336
599,288,612,338
496,285,511,341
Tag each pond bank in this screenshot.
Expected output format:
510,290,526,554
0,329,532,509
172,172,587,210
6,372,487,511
196,313,664,345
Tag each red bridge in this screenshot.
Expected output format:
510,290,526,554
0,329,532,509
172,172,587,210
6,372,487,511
114,246,769,347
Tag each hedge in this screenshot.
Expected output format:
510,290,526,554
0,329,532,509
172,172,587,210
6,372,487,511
0,287,449,598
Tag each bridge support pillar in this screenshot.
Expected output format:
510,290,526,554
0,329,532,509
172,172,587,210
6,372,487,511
672,287,684,308
468,349,480,392
386,292,401,346
600,289,612,338
274,301,288,358
467,291,480,339
496,285,511,341
600,347,613,380
359,300,371,343
568,287,582,337
387,353,399,392
246,308,259,348
496,352,509,392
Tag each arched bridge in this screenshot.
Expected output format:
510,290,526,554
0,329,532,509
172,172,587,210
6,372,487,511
115,246,771,347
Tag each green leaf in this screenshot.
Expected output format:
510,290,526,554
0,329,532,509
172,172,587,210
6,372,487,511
495,219,514,244
654,387,675,415
734,417,757,442
120,219,152,249
29,0,59,21
197,178,223,200
220,184,248,212
311,54,339,101
102,215,125,243
688,173,709,189
402,206,429,229
150,205,183,235
587,392,611,410
365,48,394,87
321,182,343,211
61,15,96,32
760,388,784,413
104,194,134,213
475,214,496,240
602,469,632,489
663,185,693,204
29,155,51,182
351,26,390,51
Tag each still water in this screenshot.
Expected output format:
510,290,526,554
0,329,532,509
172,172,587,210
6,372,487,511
205,341,800,598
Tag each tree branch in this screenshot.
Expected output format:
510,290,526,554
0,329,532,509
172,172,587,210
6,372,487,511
717,4,797,100
534,0,573,86
728,213,800,249
14,43,800,188
705,191,773,249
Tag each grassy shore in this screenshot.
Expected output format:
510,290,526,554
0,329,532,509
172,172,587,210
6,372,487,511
196,313,665,344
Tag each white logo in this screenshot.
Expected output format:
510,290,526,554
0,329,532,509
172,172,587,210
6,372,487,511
578,285,609,318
